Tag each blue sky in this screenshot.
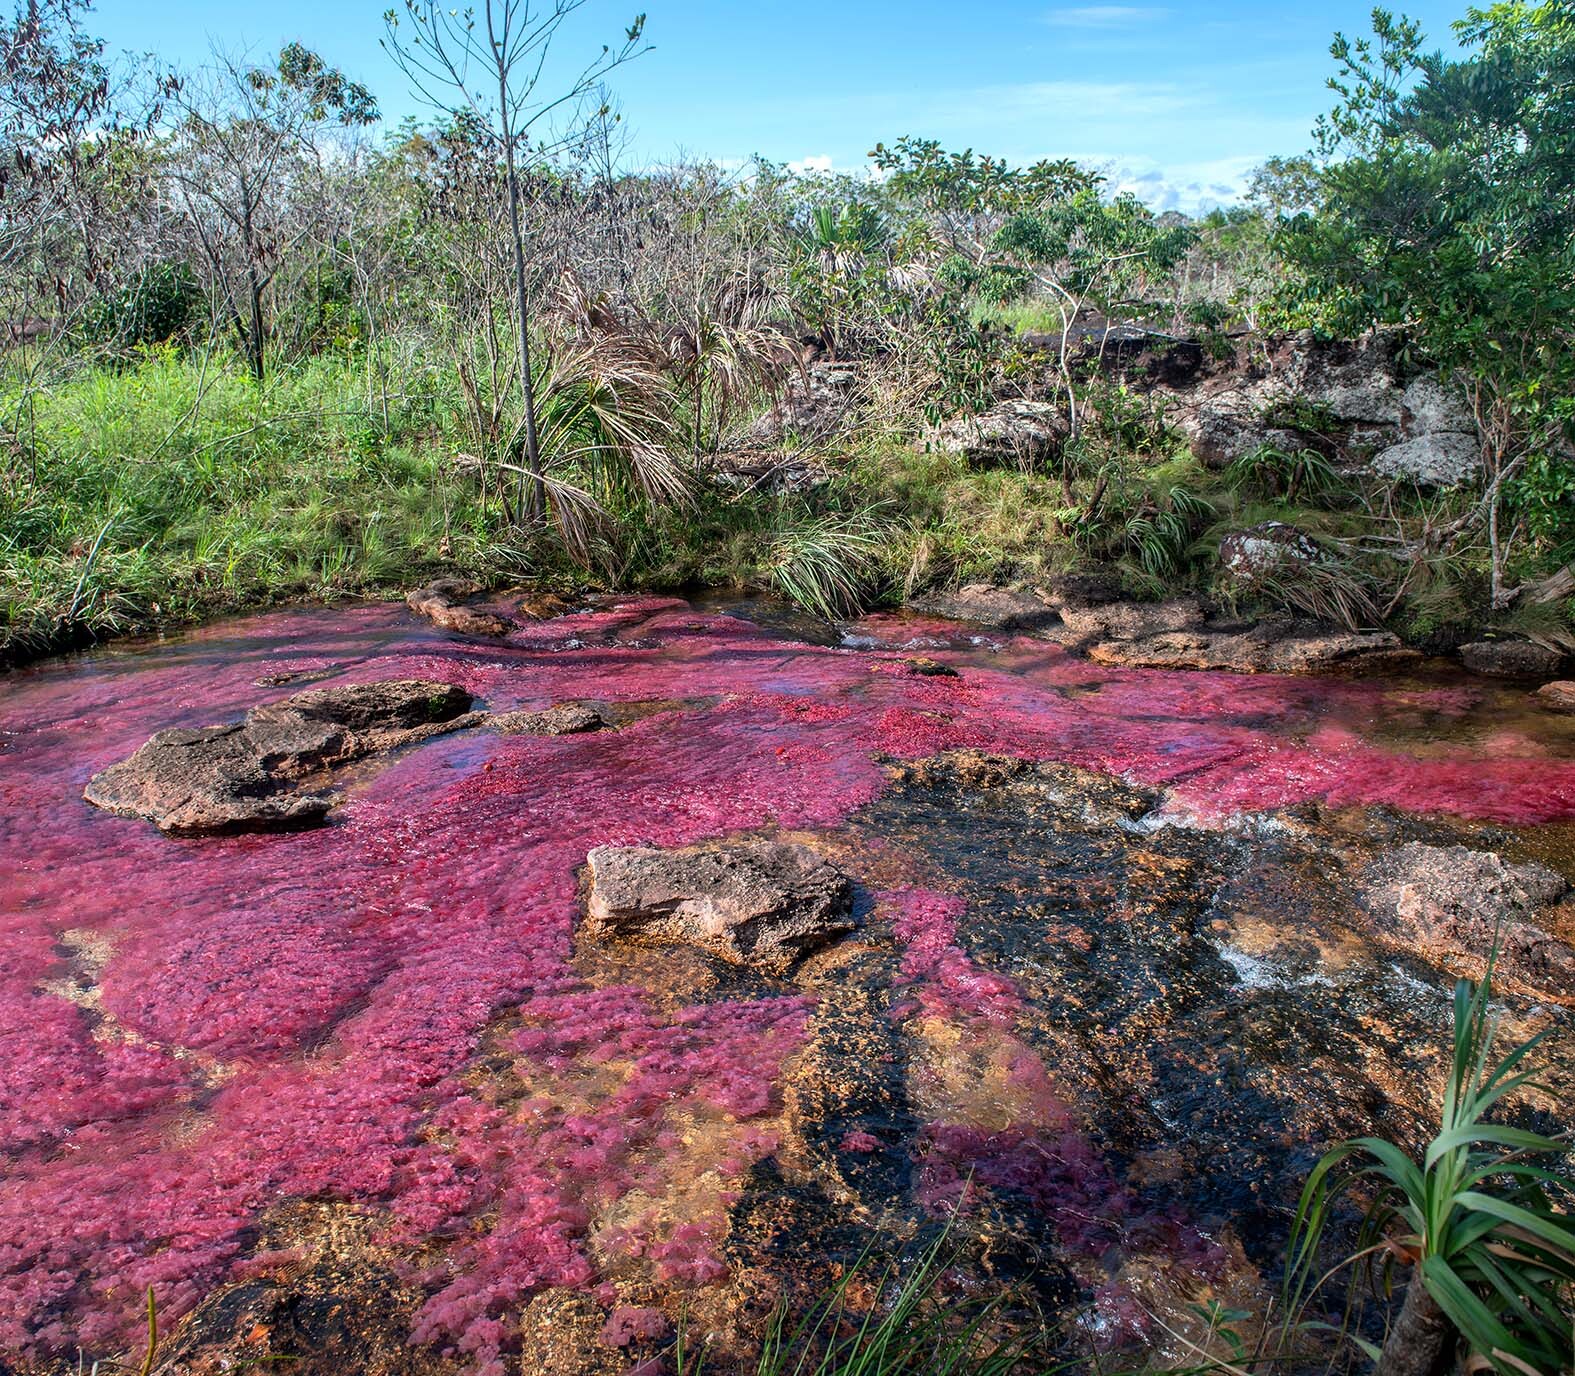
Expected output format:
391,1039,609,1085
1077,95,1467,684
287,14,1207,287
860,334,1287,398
93,0,1469,210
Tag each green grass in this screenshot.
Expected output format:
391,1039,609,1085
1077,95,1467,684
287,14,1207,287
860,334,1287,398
0,346,520,661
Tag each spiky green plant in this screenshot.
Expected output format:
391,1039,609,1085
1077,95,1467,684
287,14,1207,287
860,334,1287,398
765,507,891,620
1285,967,1575,1376
1227,445,1344,506
673,1228,1038,1376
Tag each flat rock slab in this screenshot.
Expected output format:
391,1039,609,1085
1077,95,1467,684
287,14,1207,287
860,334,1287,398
583,841,855,974
1089,626,1419,676
1362,842,1574,1000
488,703,610,736
85,680,476,835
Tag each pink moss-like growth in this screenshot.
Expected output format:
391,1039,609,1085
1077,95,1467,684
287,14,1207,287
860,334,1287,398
0,598,1570,1366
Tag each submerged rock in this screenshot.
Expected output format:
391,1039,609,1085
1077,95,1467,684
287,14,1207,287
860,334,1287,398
84,680,476,834
1361,843,1573,1000
1089,625,1418,676
582,841,855,974
1460,639,1565,679
405,579,512,637
1537,681,1575,714
901,656,959,678
489,702,610,735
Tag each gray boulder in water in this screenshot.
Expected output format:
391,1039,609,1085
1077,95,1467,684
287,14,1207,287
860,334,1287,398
84,680,477,834
582,841,855,974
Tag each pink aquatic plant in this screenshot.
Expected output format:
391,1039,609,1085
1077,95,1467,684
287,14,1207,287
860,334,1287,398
0,598,1569,1367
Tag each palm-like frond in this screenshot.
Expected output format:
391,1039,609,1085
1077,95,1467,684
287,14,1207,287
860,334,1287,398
1285,962,1575,1375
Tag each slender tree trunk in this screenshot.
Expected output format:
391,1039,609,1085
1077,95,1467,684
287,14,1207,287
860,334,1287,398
245,265,266,383
498,89,545,524
1376,1271,1455,1376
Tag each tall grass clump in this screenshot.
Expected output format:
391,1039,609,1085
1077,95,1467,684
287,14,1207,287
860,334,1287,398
1285,963,1575,1376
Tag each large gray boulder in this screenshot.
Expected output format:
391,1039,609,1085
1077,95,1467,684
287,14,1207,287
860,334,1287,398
1361,843,1573,999
929,399,1070,468
1369,432,1481,488
1216,523,1320,593
85,680,477,834
582,841,855,974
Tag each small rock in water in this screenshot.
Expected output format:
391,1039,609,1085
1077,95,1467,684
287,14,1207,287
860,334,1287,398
1537,680,1575,714
902,656,959,677
405,578,512,637
488,703,609,735
582,841,855,974
84,680,476,834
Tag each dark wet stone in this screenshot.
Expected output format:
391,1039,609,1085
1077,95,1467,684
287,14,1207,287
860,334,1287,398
905,583,1060,632
406,579,512,637
902,656,959,677
157,1207,445,1376
84,680,476,834
1460,640,1565,679
583,841,855,974
887,749,1033,790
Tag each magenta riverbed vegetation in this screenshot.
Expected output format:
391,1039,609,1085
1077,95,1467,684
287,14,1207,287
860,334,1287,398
2,596,1573,1373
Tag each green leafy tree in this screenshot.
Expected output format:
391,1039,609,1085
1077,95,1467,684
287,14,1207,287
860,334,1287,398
1279,2,1575,606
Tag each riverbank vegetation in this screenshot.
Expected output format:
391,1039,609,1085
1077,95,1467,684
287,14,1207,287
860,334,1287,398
4,0,1573,667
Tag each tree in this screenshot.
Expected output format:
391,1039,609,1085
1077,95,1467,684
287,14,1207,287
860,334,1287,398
382,0,649,522
1279,1,1575,607
165,44,377,383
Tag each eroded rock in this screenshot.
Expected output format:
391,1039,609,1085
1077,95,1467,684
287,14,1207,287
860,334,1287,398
1057,596,1206,643
1089,625,1419,676
1361,843,1574,1000
1460,640,1565,679
84,680,476,834
929,398,1070,468
583,841,855,974
1537,681,1575,714
406,579,512,637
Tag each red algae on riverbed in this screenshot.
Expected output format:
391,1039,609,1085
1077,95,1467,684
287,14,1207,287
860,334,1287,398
1,597,1573,1370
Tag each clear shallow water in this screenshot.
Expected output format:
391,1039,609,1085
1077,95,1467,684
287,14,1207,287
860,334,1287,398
1,596,1572,1372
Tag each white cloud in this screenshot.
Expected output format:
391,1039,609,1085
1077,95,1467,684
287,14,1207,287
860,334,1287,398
1044,6,1170,28
1074,153,1261,213
787,154,835,174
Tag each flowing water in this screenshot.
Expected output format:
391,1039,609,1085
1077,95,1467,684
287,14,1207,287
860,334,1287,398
1,595,1573,1374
